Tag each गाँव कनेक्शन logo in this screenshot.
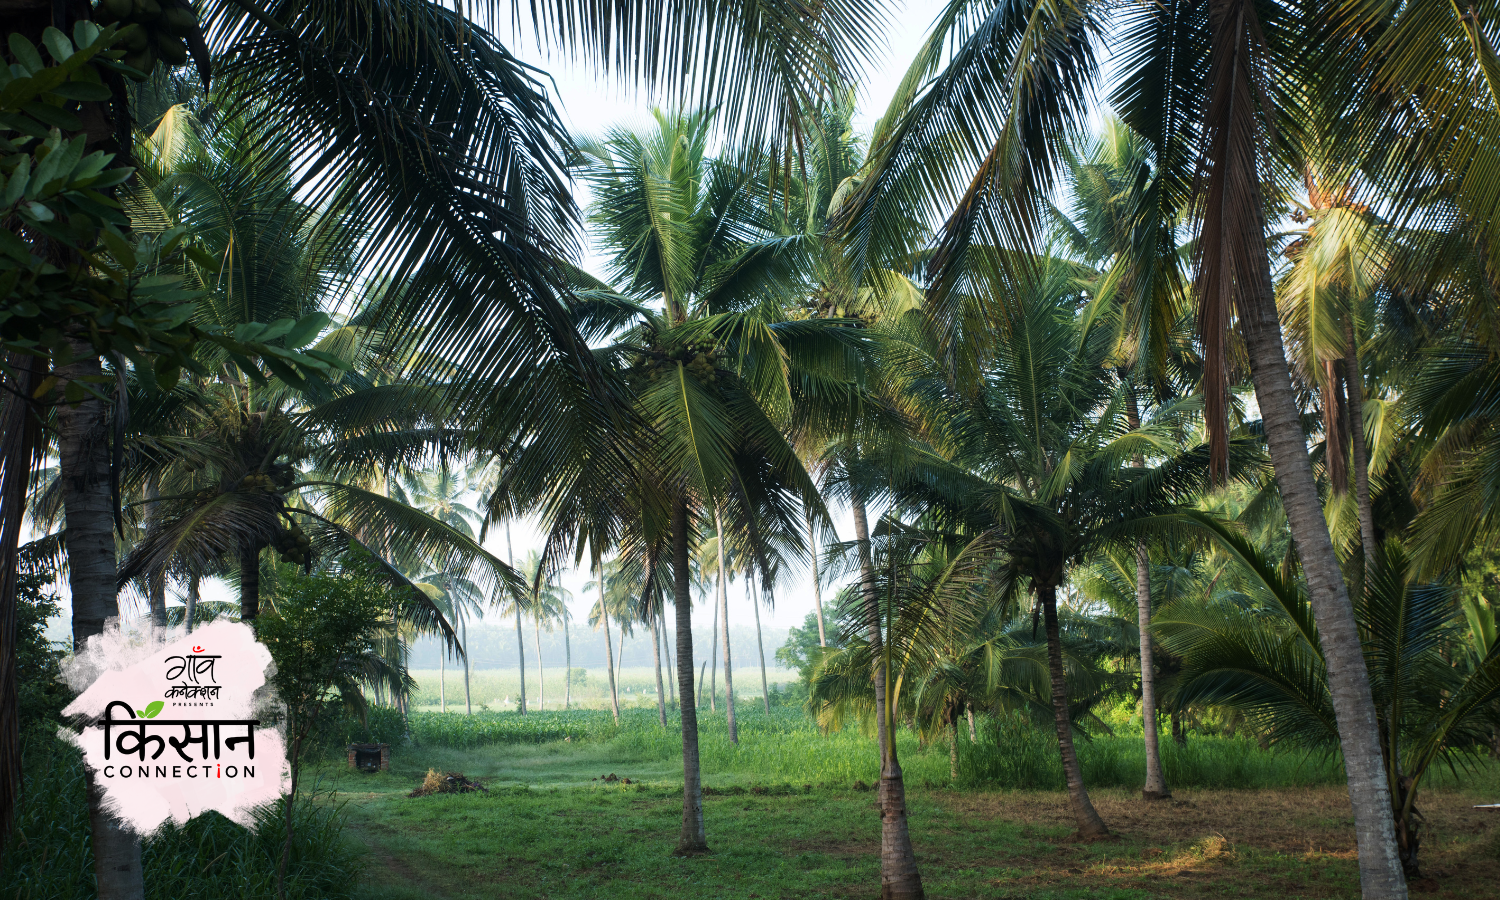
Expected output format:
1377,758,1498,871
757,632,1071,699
61,620,287,835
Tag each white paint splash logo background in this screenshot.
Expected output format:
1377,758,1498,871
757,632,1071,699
60,620,288,835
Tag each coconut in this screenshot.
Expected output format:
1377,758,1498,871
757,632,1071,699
156,34,188,66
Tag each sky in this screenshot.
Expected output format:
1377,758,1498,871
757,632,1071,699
43,2,943,651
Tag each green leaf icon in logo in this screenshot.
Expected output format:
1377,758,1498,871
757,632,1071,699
142,701,164,719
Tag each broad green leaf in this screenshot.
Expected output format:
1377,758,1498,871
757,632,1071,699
283,312,330,348
143,700,164,719
7,35,42,76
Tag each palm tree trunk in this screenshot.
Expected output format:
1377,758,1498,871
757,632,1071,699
616,625,626,699
0,352,42,850
600,573,619,724
564,614,571,711
851,492,887,766
461,605,471,715
751,577,770,714
967,706,977,743
185,573,200,634
715,508,737,743
515,606,527,714
707,583,719,712
652,609,668,726
57,348,144,899
440,639,447,713
1136,541,1168,799
949,725,959,783
697,661,707,708
1041,585,1109,838
661,616,676,705
806,506,826,646
1126,392,1169,800
145,477,166,628
672,499,708,854
239,542,262,621
853,489,924,898
1346,319,1377,584
535,615,545,710
1241,211,1407,899
508,521,524,713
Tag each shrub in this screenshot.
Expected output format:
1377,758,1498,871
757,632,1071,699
0,734,362,900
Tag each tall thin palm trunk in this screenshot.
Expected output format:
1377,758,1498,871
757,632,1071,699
535,615,545,710
515,606,528,714
461,605,471,715
1136,542,1168,799
1127,394,1169,800
950,725,959,782
853,489,924,899
707,584,719,712
751,577,770,713
806,506,826,646
1240,181,1406,900
661,617,676,705
57,349,144,899
440,639,446,712
967,705,977,743
652,609,667,725
509,521,525,713
715,508,737,742
564,614,571,711
600,568,619,724
145,477,166,627
671,500,708,854
185,573,200,634
615,625,626,701
1210,7,1405,893
1346,319,1377,584
1040,585,1109,838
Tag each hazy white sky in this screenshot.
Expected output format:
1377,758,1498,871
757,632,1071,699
45,3,942,645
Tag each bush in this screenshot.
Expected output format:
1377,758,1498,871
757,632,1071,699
0,734,362,900
307,705,410,756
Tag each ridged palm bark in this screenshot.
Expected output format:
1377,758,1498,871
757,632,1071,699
1135,541,1169,799
57,348,143,899
651,607,668,725
672,500,708,854
1040,585,1110,836
852,490,923,899
715,509,737,742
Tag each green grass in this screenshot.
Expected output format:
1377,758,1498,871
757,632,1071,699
311,712,1500,900
319,704,1351,792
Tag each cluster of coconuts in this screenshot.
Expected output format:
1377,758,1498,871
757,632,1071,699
240,472,279,493
641,340,719,383
92,0,198,75
273,521,313,566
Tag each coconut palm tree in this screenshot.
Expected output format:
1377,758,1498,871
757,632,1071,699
490,109,866,855
1158,518,1500,879
1054,117,1194,798
3,9,881,894
884,260,1258,838
837,3,1410,891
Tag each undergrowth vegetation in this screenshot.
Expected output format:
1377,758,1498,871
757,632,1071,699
0,735,359,900
311,705,1356,792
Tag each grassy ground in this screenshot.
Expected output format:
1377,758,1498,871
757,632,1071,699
309,713,1500,900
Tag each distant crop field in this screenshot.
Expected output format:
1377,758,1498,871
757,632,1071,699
404,666,800,713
